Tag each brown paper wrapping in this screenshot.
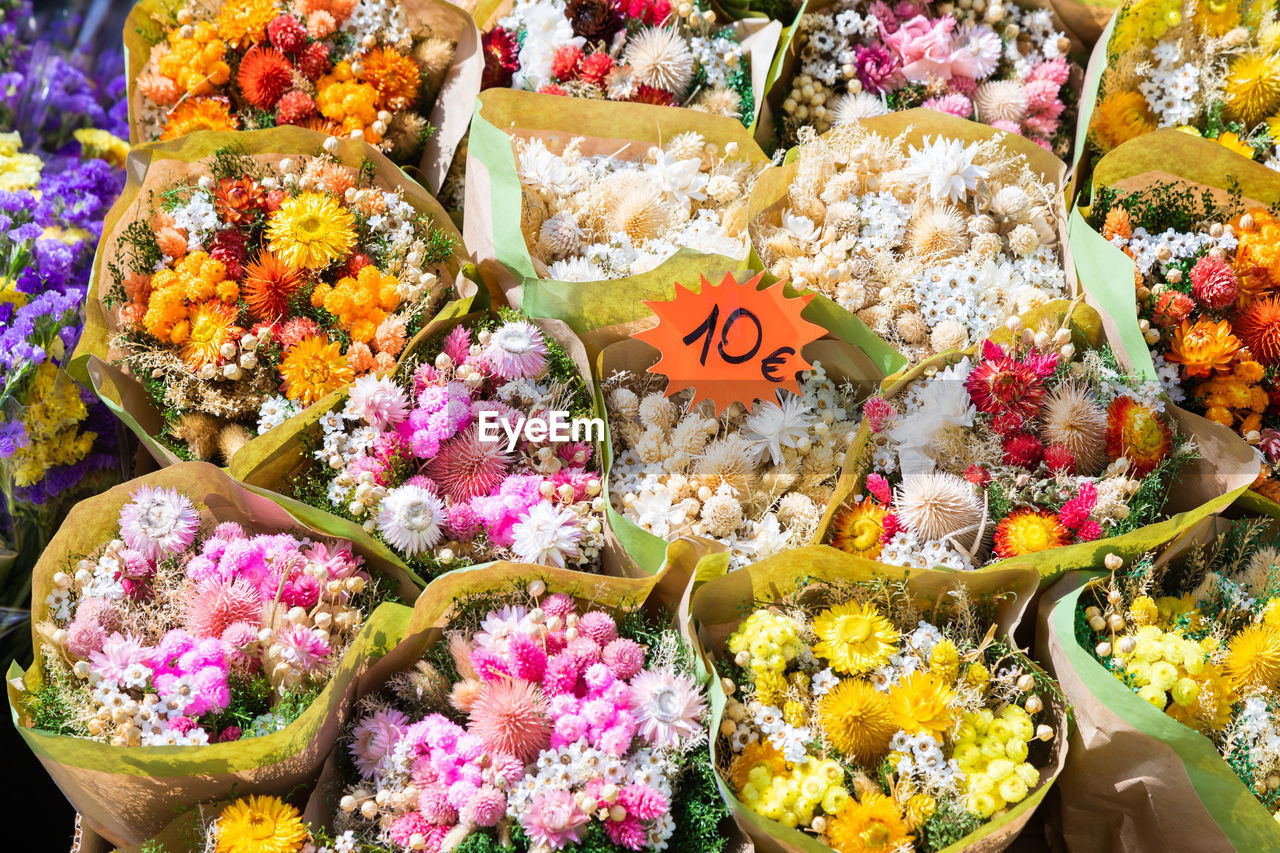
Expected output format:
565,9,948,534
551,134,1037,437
123,0,482,191
69,127,468,469
690,545,1069,853
7,463,420,847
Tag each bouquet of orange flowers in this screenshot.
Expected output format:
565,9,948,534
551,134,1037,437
128,0,473,170
94,133,461,465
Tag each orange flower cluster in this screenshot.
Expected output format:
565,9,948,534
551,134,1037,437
362,48,423,111
311,265,401,344
1201,358,1268,434
157,23,230,101
315,63,384,145
141,252,240,362
215,0,277,49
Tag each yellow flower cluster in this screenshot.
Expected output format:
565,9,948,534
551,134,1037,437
0,131,42,191
736,752,850,828
157,22,230,98
7,363,94,487
951,707,1041,818
1113,624,1214,712
727,611,802,705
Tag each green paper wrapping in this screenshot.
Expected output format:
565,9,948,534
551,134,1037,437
595,321,889,576
122,0,483,192
689,545,1069,853
68,127,469,470
1039,562,1280,851
1068,8,1113,185
230,304,654,579
809,301,1260,584
6,463,420,848
462,89,772,329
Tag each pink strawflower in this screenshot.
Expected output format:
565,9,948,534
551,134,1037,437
864,473,892,504
118,485,200,560
346,374,410,428
521,790,589,850
603,638,646,680
88,632,151,683
350,708,409,777
483,320,548,380
630,667,707,748
275,624,332,674
863,397,897,433
604,815,649,850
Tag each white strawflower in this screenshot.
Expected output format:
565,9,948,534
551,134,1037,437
377,485,445,556
900,136,990,203
511,502,582,567
743,395,813,465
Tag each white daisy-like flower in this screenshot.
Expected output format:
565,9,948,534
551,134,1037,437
118,485,200,560
630,489,687,537
510,501,582,567
376,484,445,556
781,209,820,242
742,394,814,465
900,136,990,203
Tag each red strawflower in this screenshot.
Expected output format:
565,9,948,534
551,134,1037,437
1151,290,1194,327
579,51,614,85
275,89,317,124
298,41,332,81
1043,444,1075,474
208,230,248,280
965,340,1057,420
1002,433,1044,469
266,14,307,54
1076,520,1103,541
620,0,673,24
627,84,676,106
1236,294,1280,364
964,464,990,486
346,253,373,277
553,45,584,81
1190,255,1239,309
538,84,569,96
237,45,294,109
482,28,520,90
880,512,903,543
265,188,288,211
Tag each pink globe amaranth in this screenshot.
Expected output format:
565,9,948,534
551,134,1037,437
542,593,576,620
577,611,619,647
419,787,458,824
509,633,549,682
603,638,646,680
462,785,507,827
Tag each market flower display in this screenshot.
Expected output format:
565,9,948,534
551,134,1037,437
287,311,610,576
775,0,1077,156
1086,186,1280,502
751,119,1069,360
513,130,762,282
604,358,862,569
23,483,392,747
827,315,1195,570
130,0,460,165
100,142,457,463
1083,522,1280,819
482,0,755,122
712,571,1059,851
197,579,730,853
1087,0,1280,165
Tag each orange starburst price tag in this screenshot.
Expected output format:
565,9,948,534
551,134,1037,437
633,272,829,414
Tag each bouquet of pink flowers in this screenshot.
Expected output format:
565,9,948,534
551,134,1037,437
309,574,728,853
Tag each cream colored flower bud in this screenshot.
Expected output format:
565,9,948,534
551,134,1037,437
1104,553,1123,571
360,800,379,819
287,606,308,624
1016,673,1036,692
1024,695,1043,714
1088,615,1106,632
73,661,91,679
1096,641,1112,658
1036,724,1055,741
1117,636,1137,655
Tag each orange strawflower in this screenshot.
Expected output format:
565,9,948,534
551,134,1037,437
310,265,401,344
302,159,356,198
180,301,240,369
1165,318,1243,377
993,508,1069,559
362,47,422,110
137,71,182,106
215,0,277,49
1234,210,1280,294
242,251,306,322
214,177,266,226
1198,358,1269,435
345,341,375,373
1090,90,1156,152
279,335,355,405
156,227,188,259
1102,207,1132,242
1106,395,1173,476
315,62,382,143
1235,294,1280,364
829,500,887,560
141,252,235,343
373,315,407,357
160,97,239,140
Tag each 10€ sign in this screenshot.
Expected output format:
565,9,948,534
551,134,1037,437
632,272,829,415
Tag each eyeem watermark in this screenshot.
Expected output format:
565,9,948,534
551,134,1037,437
478,410,605,452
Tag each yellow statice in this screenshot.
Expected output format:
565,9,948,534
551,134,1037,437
0,132,41,191
6,362,94,487
74,128,129,169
